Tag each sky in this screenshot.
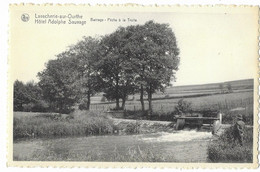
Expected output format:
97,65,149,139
9,5,259,86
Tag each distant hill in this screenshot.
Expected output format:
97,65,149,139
166,79,253,94
91,79,254,103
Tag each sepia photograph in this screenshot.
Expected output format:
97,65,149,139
8,4,259,168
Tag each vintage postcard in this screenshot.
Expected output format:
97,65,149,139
8,4,259,168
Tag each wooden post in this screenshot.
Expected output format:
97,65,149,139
217,112,222,125
176,119,185,130
198,114,203,128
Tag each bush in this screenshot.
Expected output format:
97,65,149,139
124,122,140,134
78,98,89,110
32,100,49,112
222,110,253,125
22,103,34,112
175,99,192,114
207,126,253,163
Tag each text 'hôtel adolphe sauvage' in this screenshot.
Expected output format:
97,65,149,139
34,13,87,25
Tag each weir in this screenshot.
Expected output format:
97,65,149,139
175,111,223,135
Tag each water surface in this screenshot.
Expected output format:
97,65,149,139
14,130,212,162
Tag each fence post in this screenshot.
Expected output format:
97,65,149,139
225,99,228,109
134,105,136,111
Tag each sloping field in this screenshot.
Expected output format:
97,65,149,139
90,91,253,113
91,79,253,103
166,79,253,93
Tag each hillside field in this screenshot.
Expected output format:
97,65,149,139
90,79,254,112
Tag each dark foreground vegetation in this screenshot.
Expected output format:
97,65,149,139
207,126,253,163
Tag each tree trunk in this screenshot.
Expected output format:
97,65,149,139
147,85,153,116
86,90,91,110
121,97,126,110
140,84,145,112
115,78,120,110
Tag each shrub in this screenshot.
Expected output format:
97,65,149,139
175,99,192,114
22,103,34,112
78,98,89,110
32,100,49,112
207,126,253,163
222,110,253,125
124,121,140,134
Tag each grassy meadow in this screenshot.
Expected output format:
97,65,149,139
90,79,253,111
91,91,253,112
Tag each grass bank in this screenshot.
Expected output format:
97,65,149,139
13,111,115,140
14,145,169,162
207,126,253,163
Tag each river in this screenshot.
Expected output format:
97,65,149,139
13,130,212,162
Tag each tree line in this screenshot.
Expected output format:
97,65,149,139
14,20,180,115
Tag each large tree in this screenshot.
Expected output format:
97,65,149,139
69,36,101,110
37,36,101,112
37,52,80,113
97,27,136,110
125,21,180,115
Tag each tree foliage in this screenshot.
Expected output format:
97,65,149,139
97,27,137,110
123,21,180,114
37,37,102,113
37,52,80,113
69,36,102,110
227,83,233,93
13,80,48,112
97,21,180,113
